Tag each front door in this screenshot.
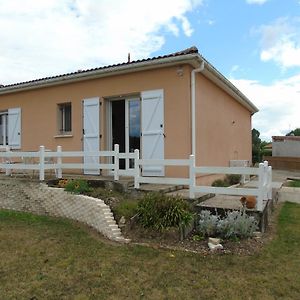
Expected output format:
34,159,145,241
83,97,100,175
109,97,141,170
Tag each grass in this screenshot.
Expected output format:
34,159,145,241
288,179,300,188
0,203,300,299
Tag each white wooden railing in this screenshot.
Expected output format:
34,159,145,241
0,145,272,211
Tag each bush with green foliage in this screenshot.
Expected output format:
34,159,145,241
211,174,241,187
137,193,193,231
197,209,258,240
64,179,91,194
217,210,258,239
114,200,139,220
198,210,219,236
211,179,229,187
226,174,241,185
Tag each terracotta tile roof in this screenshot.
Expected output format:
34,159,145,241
273,136,300,141
0,46,199,89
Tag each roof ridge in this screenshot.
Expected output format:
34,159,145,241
0,46,199,88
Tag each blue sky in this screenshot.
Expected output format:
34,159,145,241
0,0,299,141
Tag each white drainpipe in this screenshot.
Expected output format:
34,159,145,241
191,61,205,156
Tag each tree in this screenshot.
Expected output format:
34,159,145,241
286,128,300,136
252,128,261,164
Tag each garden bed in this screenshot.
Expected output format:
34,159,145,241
47,178,277,255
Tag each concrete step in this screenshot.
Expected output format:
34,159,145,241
165,188,215,202
132,184,185,193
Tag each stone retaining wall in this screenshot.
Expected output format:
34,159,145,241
0,176,128,243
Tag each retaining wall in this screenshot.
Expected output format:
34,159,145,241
264,156,300,171
0,176,128,243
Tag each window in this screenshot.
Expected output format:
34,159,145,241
58,103,72,134
0,112,8,146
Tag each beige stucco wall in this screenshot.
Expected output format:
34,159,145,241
0,66,191,177
0,65,252,181
195,72,252,184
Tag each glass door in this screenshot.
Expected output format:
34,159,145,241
0,112,8,146
126,98,141,169
108,97,141,171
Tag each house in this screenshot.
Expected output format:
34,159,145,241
0,47,258,184
272,136,300,157
263,136,300,170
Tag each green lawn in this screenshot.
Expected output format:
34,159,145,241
288,180,300,188
0,203,300,299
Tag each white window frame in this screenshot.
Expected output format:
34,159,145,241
58,102,72,134
0,111,8,146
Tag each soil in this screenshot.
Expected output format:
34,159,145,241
121,207,279,255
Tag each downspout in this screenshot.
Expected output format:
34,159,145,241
191,61,205,156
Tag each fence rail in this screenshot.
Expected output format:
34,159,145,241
0,144,272,211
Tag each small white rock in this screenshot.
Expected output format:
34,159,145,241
119,216,126,227
208,237,221,245
253,231,262,238
208,242,224,251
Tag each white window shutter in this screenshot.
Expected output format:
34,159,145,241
141,89,165,176
8,107,21,149
83,98,100,175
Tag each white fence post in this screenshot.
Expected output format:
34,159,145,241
134,149,140,189
263,161,269,200
189,155,196,199
267,165,272,199
114,144,119,181
39,145,45,181
5,146,11,176
257,162,264,211
57,145,62,179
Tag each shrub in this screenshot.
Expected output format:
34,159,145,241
198,210,219,237
225,174,241,185
211,179,229,187
217,210,258,239
64,179,91,194
137,193,193,231
211,175,241,187
197,209,258,239
114,199,139,220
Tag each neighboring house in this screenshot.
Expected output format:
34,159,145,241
0,47,258,183
264,136,300,171
272,136,300,157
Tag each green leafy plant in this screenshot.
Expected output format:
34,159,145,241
137,193,193,231
114,199,139,220
211,174,241,187
197,209,258,240
211,179,229,187
217,210,258,239
225,174,241,185
64,179,91,194
197,210,219,237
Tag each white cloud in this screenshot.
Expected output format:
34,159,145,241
257,17,300,68
0,0,203,85
246,0,268,5
231,75,300,141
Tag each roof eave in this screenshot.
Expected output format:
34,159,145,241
0,51,258,114
0,54,199,95
198,58,259,114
